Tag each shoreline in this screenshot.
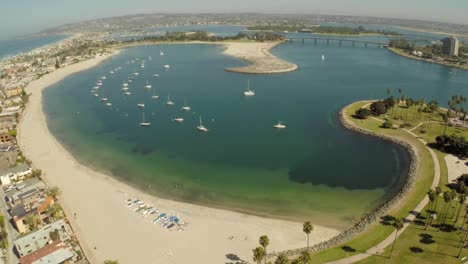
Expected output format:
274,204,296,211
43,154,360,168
386,46,468,71
269,101,420,258
16,47,337,264
114,40,299,74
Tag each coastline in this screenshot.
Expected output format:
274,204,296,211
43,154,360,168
269,101,420,258
17,47,337,264
386,46,468,71
114,40,299,74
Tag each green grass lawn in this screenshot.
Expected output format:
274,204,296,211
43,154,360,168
308,101,467,263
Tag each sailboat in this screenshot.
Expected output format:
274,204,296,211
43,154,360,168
244,80,255,96
197,116,209,132
321,54,325,61
151,87,159,99
163,64,170,69
140,112,151,126
274,121,286,129
137,103,145,108
181,100,191,111
153,73,160,78
174,118,184,123
145,80,152,89
166,94,174,106
160,50,164,56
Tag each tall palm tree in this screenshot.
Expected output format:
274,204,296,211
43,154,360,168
440,191,453,227
24,214,39,231
259,235,269,264
303,221,313,251
427,189,437,210
46,204,62,221
253,247,266,264
454,194,466,227
47,186,62,200
390,218,404,259
274,253,290,264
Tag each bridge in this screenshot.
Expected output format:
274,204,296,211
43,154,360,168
285,37,389,48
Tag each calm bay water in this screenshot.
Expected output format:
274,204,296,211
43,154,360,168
0,35,67,60
43,37,468,229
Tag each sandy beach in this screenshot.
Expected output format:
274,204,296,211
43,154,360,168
445,154,468,183
223,41,298,74
17,48,337,263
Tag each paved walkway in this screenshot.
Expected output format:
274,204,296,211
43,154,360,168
326,118,441,264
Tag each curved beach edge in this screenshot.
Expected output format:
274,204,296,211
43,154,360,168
222,41,299,74
270,101,420,258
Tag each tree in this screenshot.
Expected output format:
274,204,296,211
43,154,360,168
454,194,466,227
49,229,60,241
259,235,269,264
297,251,311,264
354,108,372,119
253,247,266,264
382,120,394,129
390,218,404,259
47,186,62,200
46,204,62,221
274,254,290,264
303,221,313,251
370,101,387,116
24,214,39,231
31,169,42,178
427,189,437,210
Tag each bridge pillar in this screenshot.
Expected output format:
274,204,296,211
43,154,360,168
289,38,292,43
352,41,355,47
314,39,317,45
365,42,368,48
327,39,330,46
378,44,381,48
339,40,342,47
302,38,304,44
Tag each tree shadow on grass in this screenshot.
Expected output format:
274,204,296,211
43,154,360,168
419,233,435,245
341,246,357,253
380,215,396,226
409,247,424,253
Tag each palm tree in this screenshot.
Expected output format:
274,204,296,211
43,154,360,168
390,218,404,259
303,221,313,251
104,260,119,264
46,204,62,221
253,247,266,264
297,250,312,264
24,214,39,231
453,194,466,227
440,191,453,227
47,186,62,200
259,235,269,264
427,189,437,210
274,253,290,264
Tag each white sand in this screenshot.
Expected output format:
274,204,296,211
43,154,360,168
222,41,298,73
445,154,468,183
17,50,338,263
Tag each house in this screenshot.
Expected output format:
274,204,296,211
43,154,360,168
0,133,12,145
14,219,72,257
0,145,18,171
6,178,46,207
19,240,75,264
12,196,55,234
4,87,22,98
0,164,32,186
0,115,16,132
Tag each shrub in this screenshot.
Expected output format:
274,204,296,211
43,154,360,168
354,108,372,119
382,120,394,129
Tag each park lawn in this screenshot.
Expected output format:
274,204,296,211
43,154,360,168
356,196,467,264
310,101,437,263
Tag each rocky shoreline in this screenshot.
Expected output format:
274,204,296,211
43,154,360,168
269,103,420,258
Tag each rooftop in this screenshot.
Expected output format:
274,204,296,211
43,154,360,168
0,163,30,176
19,240,74,264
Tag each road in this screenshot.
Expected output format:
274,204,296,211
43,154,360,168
0,189,19,264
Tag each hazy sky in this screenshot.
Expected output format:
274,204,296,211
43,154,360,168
1,0,467,39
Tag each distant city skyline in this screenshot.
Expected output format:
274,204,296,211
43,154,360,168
1,0,467,39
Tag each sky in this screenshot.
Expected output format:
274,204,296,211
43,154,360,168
1,0,467,39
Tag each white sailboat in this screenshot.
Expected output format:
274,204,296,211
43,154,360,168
100,98,108,102
145,80,152,89
274,121,286,129
153,73,160,78
244,80,255,96
124,92,132,95
160,50,164,56
151,87,159,99
197,116,209,132
140,112,151,126
181,100,191,111
166,94,174,106
174,118,184,123
321,54,325,61
137,103,145,108
163,64,170,69
106,102,112,106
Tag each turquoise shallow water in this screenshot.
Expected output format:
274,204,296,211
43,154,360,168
43,40,468,229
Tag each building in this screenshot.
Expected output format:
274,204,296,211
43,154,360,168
0,164,32,186
442,37,460,56
12,196,55,234
0,145,18,171
0,115,16,133
19,240,75,264
6,178,47,207
0,133,13,145
14,219,72,257
4,87,22,98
